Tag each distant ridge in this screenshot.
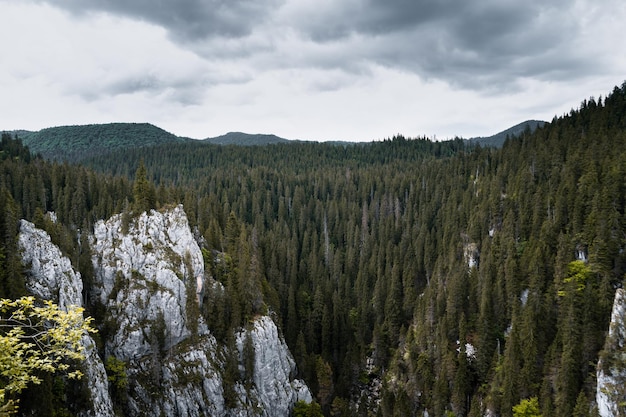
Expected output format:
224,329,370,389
203,132,292,146
13,123,189,161
3,120,548,163
468,119,547,147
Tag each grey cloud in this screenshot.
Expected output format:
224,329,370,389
80,73,209,106
34,0,282,41
291,0,595,91
106,74,162,95
26,0,613,94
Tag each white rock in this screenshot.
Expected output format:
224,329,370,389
91,206,311,416
123,317,311,417
597,288,626,417
236,316,313,416
18,219,83,309
91,206,204,360
463,241,479,269
78,335,116,417
18,220,115,417
19,206,311,416
125,335,226,417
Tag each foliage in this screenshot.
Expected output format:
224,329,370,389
132,159,157,214
242,331,255,389
104,356,128,391
558,261,591,297
292,400,323,417
513,397,542,417
2,82,626,415
0,296,95,415
17,122,186,162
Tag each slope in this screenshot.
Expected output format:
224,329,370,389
16,122,190,161
2,82,626,417
468,119,547,147
203,131,292,145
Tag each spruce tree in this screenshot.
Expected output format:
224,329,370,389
132,160,156,214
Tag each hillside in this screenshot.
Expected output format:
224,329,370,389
15,122,189,161
468,119,547,147
1,82,625,416
204,131,293,145
5,120,544,164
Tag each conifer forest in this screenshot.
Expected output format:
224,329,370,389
1,83,626,416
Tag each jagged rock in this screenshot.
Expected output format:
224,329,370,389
18,219,115,417
124,317,311,417
124,335,225,416
89,205,311,416
597,288,626,417
90,205,205,360
79,335,116,417
17,207,310,416
463,242,479,269
236,316,313,416
18,219,83,309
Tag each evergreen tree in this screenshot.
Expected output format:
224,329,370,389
132,159,156,214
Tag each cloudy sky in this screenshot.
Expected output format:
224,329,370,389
1,0,625,141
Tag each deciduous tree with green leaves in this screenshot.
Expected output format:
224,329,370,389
0,296,95,415
513,397,542,417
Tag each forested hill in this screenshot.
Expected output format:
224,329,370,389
468,119,547,147
1,82,625,416
7,119,544,164
81,134,466,182
203,131,293,145
14,122,189,161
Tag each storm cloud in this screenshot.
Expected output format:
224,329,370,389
1,0,625,141
18,0,620,90
29,0,282,40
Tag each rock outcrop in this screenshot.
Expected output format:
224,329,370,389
236,316,313,416
19,219,83,309
91,205,205,360
16,205,310,416
18,219,115,417
597,288,626,417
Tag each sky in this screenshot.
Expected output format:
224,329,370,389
1,0,625,142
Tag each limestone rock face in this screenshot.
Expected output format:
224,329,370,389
90,206,311,415
90,205,205,360
597,288,626,417
19,219,83,309
125,318,311,417
123,335,225,416
236,316,313,416
17,206,310,416
18,220,115,417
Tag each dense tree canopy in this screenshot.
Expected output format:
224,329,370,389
1,82,625,416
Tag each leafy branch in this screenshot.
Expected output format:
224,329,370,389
0,296,96,415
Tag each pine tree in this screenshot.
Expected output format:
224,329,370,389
132,160,156,214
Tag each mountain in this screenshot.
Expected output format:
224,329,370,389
7,120,543,164
204,131,293,145
9,124,297,161
15,122,190,161
468,119,547,147
2,82,626,416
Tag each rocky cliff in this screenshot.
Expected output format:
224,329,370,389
91,205,204,360
18,206,311,416
597,288,626,417
18,219,115,417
